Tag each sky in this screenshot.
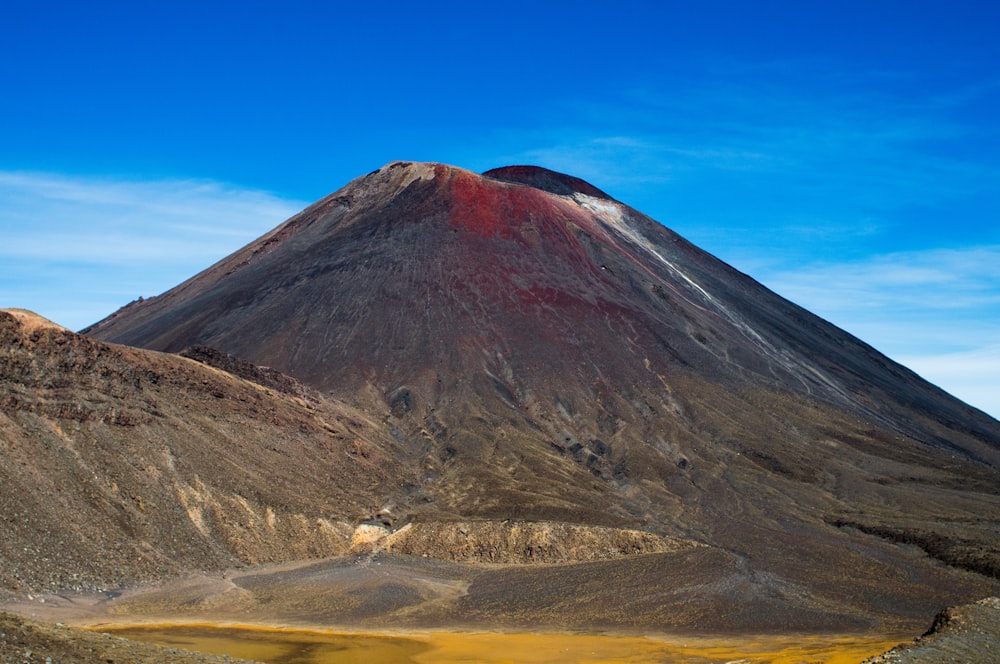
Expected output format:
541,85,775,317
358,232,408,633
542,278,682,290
1,1,998,419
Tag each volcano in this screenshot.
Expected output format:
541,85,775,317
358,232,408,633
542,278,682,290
71,162,1000,631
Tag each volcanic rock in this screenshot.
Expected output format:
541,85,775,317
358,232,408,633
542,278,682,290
0,307,411,592
8,161,1000,633
863,597,1000,663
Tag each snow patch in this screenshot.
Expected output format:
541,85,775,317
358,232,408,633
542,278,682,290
573,193,739,324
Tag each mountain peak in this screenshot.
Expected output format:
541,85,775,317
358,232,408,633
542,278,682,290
484,165,615,200
39,161,1000,632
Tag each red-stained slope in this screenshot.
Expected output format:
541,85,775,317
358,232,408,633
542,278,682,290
82,162,1000,631
83,159,1000,454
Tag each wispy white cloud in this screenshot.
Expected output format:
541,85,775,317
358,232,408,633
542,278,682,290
478,63,1000,239
0,171,305,330
900,345,1000,420
760,247,1000,320
0,171,304,263
755,246,1000,419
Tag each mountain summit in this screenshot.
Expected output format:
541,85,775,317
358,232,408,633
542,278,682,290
81,161,1000,630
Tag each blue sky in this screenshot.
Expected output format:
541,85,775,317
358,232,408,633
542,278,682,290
2,1,998,418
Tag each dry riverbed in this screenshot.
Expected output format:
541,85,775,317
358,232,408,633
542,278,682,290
101,623,908,664
2,595,909,664
1,553,982,663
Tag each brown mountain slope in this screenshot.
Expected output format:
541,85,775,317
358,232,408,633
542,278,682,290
33,162,1000,630
0,308,411,593
84,162,1000,447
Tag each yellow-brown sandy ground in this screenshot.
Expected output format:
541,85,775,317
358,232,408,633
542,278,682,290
103,623,908,664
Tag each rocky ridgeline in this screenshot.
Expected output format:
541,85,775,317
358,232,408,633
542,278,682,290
0,309,406,594
352,519,694,564
179,345,316,402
